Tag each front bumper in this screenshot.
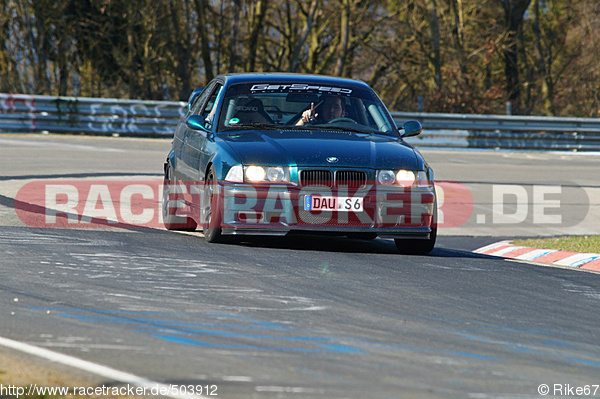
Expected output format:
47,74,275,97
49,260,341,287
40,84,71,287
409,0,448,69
218,182,436,240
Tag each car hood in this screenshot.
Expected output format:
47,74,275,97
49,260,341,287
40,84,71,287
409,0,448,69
219,129,421,170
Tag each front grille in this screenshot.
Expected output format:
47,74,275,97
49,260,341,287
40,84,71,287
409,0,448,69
297,211,372,227
299,169,368,188
335,170,367,188
299,170,333,187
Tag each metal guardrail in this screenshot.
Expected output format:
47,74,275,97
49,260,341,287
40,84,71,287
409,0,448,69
2,93,600,150
0,93,186,136
392,112,600,151
391,111,600,133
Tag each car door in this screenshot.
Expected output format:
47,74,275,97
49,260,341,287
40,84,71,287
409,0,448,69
177,82,216,182
194,83,223,183
171,86,209,182
180,82,223,212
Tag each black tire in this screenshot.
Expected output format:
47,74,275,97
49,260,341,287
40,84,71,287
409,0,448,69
394,200,437,255
394,227,437,255
202,165,223,243
162,162,197,231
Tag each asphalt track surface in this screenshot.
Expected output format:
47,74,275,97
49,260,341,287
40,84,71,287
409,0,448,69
1,134,600,398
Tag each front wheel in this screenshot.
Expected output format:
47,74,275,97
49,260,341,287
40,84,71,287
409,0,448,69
394,227,437,255
395,200,437,255
202,165,223,243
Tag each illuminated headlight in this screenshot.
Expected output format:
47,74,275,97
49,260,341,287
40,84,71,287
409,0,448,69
224,165,291,183
377,170,396,185
246,165,266,182
376,169,430,187
396,170,416,187
245,166,290,183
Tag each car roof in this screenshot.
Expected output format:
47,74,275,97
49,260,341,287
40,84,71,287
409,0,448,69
214,72,371,89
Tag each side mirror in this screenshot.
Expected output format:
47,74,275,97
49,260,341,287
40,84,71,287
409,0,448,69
399,120,422,138
186,115,210,133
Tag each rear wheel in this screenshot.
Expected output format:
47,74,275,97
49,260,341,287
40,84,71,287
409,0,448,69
202,165,223,243
162,162,197,231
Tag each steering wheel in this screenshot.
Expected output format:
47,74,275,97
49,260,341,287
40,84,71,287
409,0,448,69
327,117,357,124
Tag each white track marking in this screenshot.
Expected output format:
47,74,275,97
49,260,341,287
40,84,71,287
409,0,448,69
0,335,205,399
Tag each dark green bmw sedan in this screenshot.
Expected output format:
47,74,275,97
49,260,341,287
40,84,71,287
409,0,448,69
163,73,437,254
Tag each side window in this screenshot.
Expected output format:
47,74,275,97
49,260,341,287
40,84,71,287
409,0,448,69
190,82,216,115
203,84,223,122
188,93,202,113
189,82,223,131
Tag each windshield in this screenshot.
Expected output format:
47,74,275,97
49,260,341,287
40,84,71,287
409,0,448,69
216,82,397,135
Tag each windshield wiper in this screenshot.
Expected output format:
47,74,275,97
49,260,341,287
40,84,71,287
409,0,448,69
224,123,281,130
311,125,376,134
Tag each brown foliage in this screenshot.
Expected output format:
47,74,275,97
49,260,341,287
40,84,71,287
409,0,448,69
0,0,599,116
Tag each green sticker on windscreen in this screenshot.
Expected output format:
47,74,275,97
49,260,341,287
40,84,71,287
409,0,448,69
229,118,240,125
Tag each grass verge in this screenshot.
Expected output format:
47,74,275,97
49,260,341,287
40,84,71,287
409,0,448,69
512,235,600,253
0,350,139,399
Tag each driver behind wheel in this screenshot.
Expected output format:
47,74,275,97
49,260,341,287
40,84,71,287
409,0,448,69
296,96,345,126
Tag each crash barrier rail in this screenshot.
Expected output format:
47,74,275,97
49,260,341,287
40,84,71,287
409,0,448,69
2,93,600,150
0,93,186,136
392,112,600,151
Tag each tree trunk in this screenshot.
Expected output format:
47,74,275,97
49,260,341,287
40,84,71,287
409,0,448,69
449,0,467,74
229,0,241,72
195,0,215,82
497,0,532,114
290,0,319,72
426,0,442,89
246,0,269,71
532,0,554,115
334,0,350,76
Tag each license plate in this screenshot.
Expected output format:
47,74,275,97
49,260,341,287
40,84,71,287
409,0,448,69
304,195,363,212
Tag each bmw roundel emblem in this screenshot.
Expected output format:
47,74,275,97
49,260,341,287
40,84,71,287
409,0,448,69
326,156,339,163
